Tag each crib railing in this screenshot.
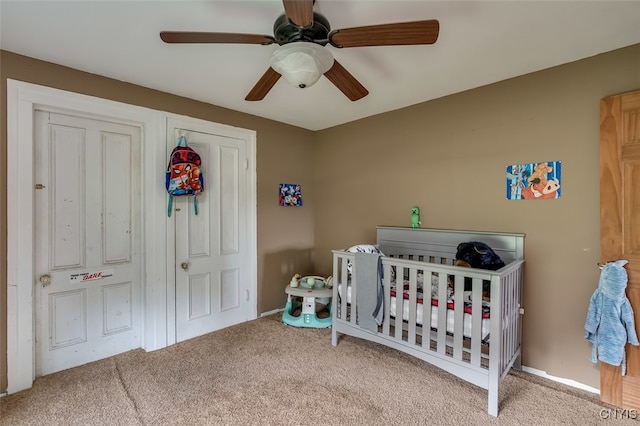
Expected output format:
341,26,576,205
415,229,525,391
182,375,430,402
493,260,524,376
332,228,525,417
332,250,524,373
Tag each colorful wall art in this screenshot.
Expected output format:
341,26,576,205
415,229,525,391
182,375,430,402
506,161,562,200
279,183,302,206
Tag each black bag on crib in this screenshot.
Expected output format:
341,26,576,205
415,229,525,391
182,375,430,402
455,241,505,292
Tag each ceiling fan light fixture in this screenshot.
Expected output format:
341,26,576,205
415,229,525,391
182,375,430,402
269,42,334,89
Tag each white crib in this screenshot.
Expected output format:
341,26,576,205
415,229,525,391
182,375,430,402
331,226,525,417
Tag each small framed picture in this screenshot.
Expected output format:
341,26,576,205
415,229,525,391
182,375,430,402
279,183,302,206
506,161,561,200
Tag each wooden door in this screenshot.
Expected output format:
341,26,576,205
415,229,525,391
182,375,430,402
600,89,640,407
34,111,142,376
170,127,252,342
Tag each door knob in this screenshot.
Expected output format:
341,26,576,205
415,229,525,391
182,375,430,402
40,274,52,286
180,262,189,270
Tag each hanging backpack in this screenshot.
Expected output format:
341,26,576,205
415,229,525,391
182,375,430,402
166,135,204,217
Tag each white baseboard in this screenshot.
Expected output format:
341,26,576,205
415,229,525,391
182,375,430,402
522,366,600,394
260,308,284,318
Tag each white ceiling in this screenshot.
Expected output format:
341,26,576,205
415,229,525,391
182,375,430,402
1,1,639,131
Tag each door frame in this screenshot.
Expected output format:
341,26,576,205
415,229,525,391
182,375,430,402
6,80,257,393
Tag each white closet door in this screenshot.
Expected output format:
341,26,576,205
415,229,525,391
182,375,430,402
34,111,142,376
172,128,251,342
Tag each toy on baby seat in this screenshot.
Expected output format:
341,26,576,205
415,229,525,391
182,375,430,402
299,276,326,289
289,274,326,289
325,276,334,288
289,273,302,287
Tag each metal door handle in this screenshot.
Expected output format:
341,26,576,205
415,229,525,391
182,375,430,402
181,262,189,271
40,274,51,286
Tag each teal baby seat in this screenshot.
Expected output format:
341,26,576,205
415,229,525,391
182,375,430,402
282,276,332,328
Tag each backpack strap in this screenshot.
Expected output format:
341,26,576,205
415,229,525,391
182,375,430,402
177,135,188,147
167,194,174,217
193,195,198,215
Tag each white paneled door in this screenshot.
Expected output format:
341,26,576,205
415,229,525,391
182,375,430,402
34,111,142,376
172,127,252,342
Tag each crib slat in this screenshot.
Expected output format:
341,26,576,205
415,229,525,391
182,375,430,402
335,254,341,320
470,277,483,366
382,262,392,336
509,271,518,369
341,255,349,322
407,268,418,345
436,271,448,354
351,260,358,325
453,275,464,360
395,266,404,340
502,273,512,372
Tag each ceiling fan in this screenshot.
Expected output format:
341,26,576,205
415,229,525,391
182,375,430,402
160,0,439,102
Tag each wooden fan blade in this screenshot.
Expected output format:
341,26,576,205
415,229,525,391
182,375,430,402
160,31,275,45
324,60,369,101
329,20,439,48
245,68,282,101
282,0,314,27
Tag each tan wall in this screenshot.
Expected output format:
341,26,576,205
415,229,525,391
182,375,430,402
313,44,640,389
0,51,316,393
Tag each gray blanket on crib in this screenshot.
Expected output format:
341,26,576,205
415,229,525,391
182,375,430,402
354,252,384,332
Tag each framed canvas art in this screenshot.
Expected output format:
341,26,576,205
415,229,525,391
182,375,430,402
506,161,561,200
279,183,302,206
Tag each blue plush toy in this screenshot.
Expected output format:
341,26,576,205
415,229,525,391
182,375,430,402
585,260,639,375
411,206,421,228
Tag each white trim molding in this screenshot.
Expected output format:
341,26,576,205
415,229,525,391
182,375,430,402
522,366,600,394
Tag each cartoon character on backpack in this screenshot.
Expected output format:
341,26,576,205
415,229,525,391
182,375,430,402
168,157,202,195
166,135,204,216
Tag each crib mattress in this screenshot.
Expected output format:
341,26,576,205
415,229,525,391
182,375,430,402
338,284,490,340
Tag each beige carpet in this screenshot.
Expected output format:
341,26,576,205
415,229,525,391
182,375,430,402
0,315,636,425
